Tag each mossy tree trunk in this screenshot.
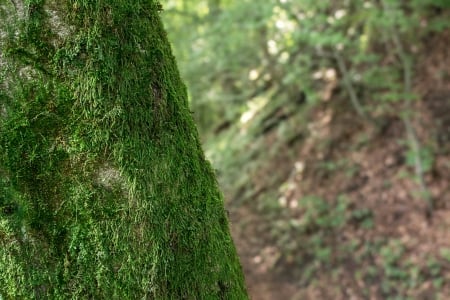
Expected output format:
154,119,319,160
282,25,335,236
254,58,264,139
0,1,248,298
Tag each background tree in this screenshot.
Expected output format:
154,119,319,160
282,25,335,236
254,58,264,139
0,0,247,298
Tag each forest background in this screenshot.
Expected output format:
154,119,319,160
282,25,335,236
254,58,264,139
162,0,450,299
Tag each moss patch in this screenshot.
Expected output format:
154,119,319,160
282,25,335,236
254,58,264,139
0,1,247,298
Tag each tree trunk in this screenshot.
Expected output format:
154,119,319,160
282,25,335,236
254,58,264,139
0,1,248,299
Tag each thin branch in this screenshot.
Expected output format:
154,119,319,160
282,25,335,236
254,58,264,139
382,0,432,218
334,51,368,120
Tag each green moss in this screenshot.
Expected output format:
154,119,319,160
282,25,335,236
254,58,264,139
0,1,247,298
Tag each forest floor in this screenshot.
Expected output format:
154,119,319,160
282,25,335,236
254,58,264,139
220,30,450,300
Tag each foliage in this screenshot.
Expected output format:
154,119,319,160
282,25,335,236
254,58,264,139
271,195,348,278
163,0,449,132
162,0,450,297
163,0,450,214
0,0,247,298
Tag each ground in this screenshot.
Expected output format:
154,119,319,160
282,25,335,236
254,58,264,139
221,30,450,299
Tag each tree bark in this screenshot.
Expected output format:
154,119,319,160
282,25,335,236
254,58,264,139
0,1,248,299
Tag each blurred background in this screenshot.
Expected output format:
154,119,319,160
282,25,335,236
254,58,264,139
161,0,450,299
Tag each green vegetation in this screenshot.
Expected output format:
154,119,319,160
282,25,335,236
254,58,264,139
1,0,449,297
162,0,450,298
0,0,247,298
164,0,450,212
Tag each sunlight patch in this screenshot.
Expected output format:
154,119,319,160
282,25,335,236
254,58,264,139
240,96,268,125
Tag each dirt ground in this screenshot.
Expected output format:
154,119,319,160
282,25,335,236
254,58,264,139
227,30,450,300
